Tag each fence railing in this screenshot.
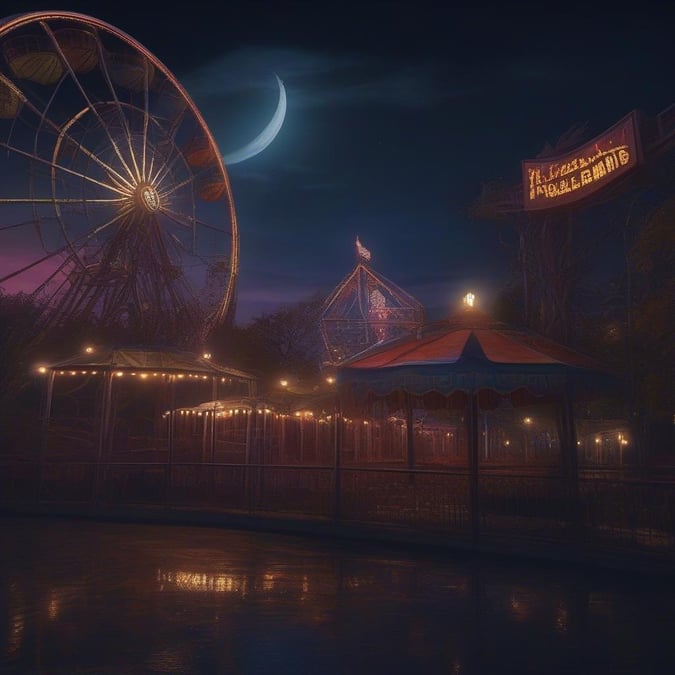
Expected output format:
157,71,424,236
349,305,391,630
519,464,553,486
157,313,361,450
2,458,674,566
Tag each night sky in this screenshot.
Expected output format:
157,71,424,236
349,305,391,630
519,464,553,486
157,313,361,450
2,1,674,325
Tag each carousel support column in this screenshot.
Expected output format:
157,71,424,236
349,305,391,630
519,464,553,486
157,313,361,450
208,376,217,463
201,412,209,465
560,377,581,535
299,416,304,463
260,407,268,499
333,400,343,521
166,376,176,507
209,398,217,506
37,370,55,503
254,405,264,507
405,394,415,484
245,408,254,513
94,371,114,505
468,389,480,542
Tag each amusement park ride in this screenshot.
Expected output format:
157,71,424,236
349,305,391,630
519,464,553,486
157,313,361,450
320,237,425,366
0,11,238,348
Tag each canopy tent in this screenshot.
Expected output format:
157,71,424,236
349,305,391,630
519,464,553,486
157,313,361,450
44,346,255,382
38,347,258,492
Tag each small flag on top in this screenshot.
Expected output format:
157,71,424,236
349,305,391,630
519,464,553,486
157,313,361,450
356,236,371,262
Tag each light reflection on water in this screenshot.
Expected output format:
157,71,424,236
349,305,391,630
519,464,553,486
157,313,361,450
1,515,674,674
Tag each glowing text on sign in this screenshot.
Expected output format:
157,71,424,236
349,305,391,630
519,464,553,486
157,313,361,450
522,112,640,211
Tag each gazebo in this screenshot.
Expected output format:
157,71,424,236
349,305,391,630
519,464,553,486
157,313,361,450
335,303,618,537
36,345,258,503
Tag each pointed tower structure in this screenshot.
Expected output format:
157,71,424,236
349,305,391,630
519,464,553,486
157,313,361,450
320,237,425,365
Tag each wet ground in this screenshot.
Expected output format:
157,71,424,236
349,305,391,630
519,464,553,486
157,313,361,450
1,514,674,674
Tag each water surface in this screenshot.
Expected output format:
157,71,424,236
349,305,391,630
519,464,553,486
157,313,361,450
1,515,673,674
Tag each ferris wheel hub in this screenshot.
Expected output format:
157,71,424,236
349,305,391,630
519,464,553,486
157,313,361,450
135,183,160,212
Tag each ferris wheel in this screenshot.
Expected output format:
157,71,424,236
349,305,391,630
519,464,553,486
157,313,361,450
0,11,239,346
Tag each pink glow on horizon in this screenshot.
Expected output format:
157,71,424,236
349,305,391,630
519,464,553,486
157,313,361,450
0,249,65,296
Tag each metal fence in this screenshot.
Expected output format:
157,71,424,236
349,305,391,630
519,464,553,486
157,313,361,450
2,456,674,568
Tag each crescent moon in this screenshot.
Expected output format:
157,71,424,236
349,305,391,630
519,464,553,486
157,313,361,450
223,74,286,165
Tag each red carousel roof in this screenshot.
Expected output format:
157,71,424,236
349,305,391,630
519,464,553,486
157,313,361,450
338,306,614,398
343,307,602,371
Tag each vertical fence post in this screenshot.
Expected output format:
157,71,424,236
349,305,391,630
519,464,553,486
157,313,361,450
245,407,254,513
37,369,55,503
468,390,480,542
333,402,342,521
166,376,175,508
560,377,581,536
406,394,416,484
94,371,113,505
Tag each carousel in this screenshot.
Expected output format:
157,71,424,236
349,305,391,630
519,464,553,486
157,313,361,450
333,296,621,536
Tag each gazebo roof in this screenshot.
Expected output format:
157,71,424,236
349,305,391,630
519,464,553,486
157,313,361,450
338,307,615,397
45,346,256,381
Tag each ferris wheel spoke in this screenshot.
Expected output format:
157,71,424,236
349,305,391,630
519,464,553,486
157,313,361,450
31,251,78,298
141,61,151,181
158,206,200,232
166,204,229,235
0,204,134,285
162,206,229,237
149,151,191,193
0,139,129,196
5,86,138,193
0,241,71,285
156,173,195,198
0,216,56,232
38,21,138,184
0,197,125,205
88,26,148,183
51,107,137,192
58,203,136,271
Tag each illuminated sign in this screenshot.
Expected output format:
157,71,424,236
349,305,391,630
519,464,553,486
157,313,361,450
522,111,641,211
